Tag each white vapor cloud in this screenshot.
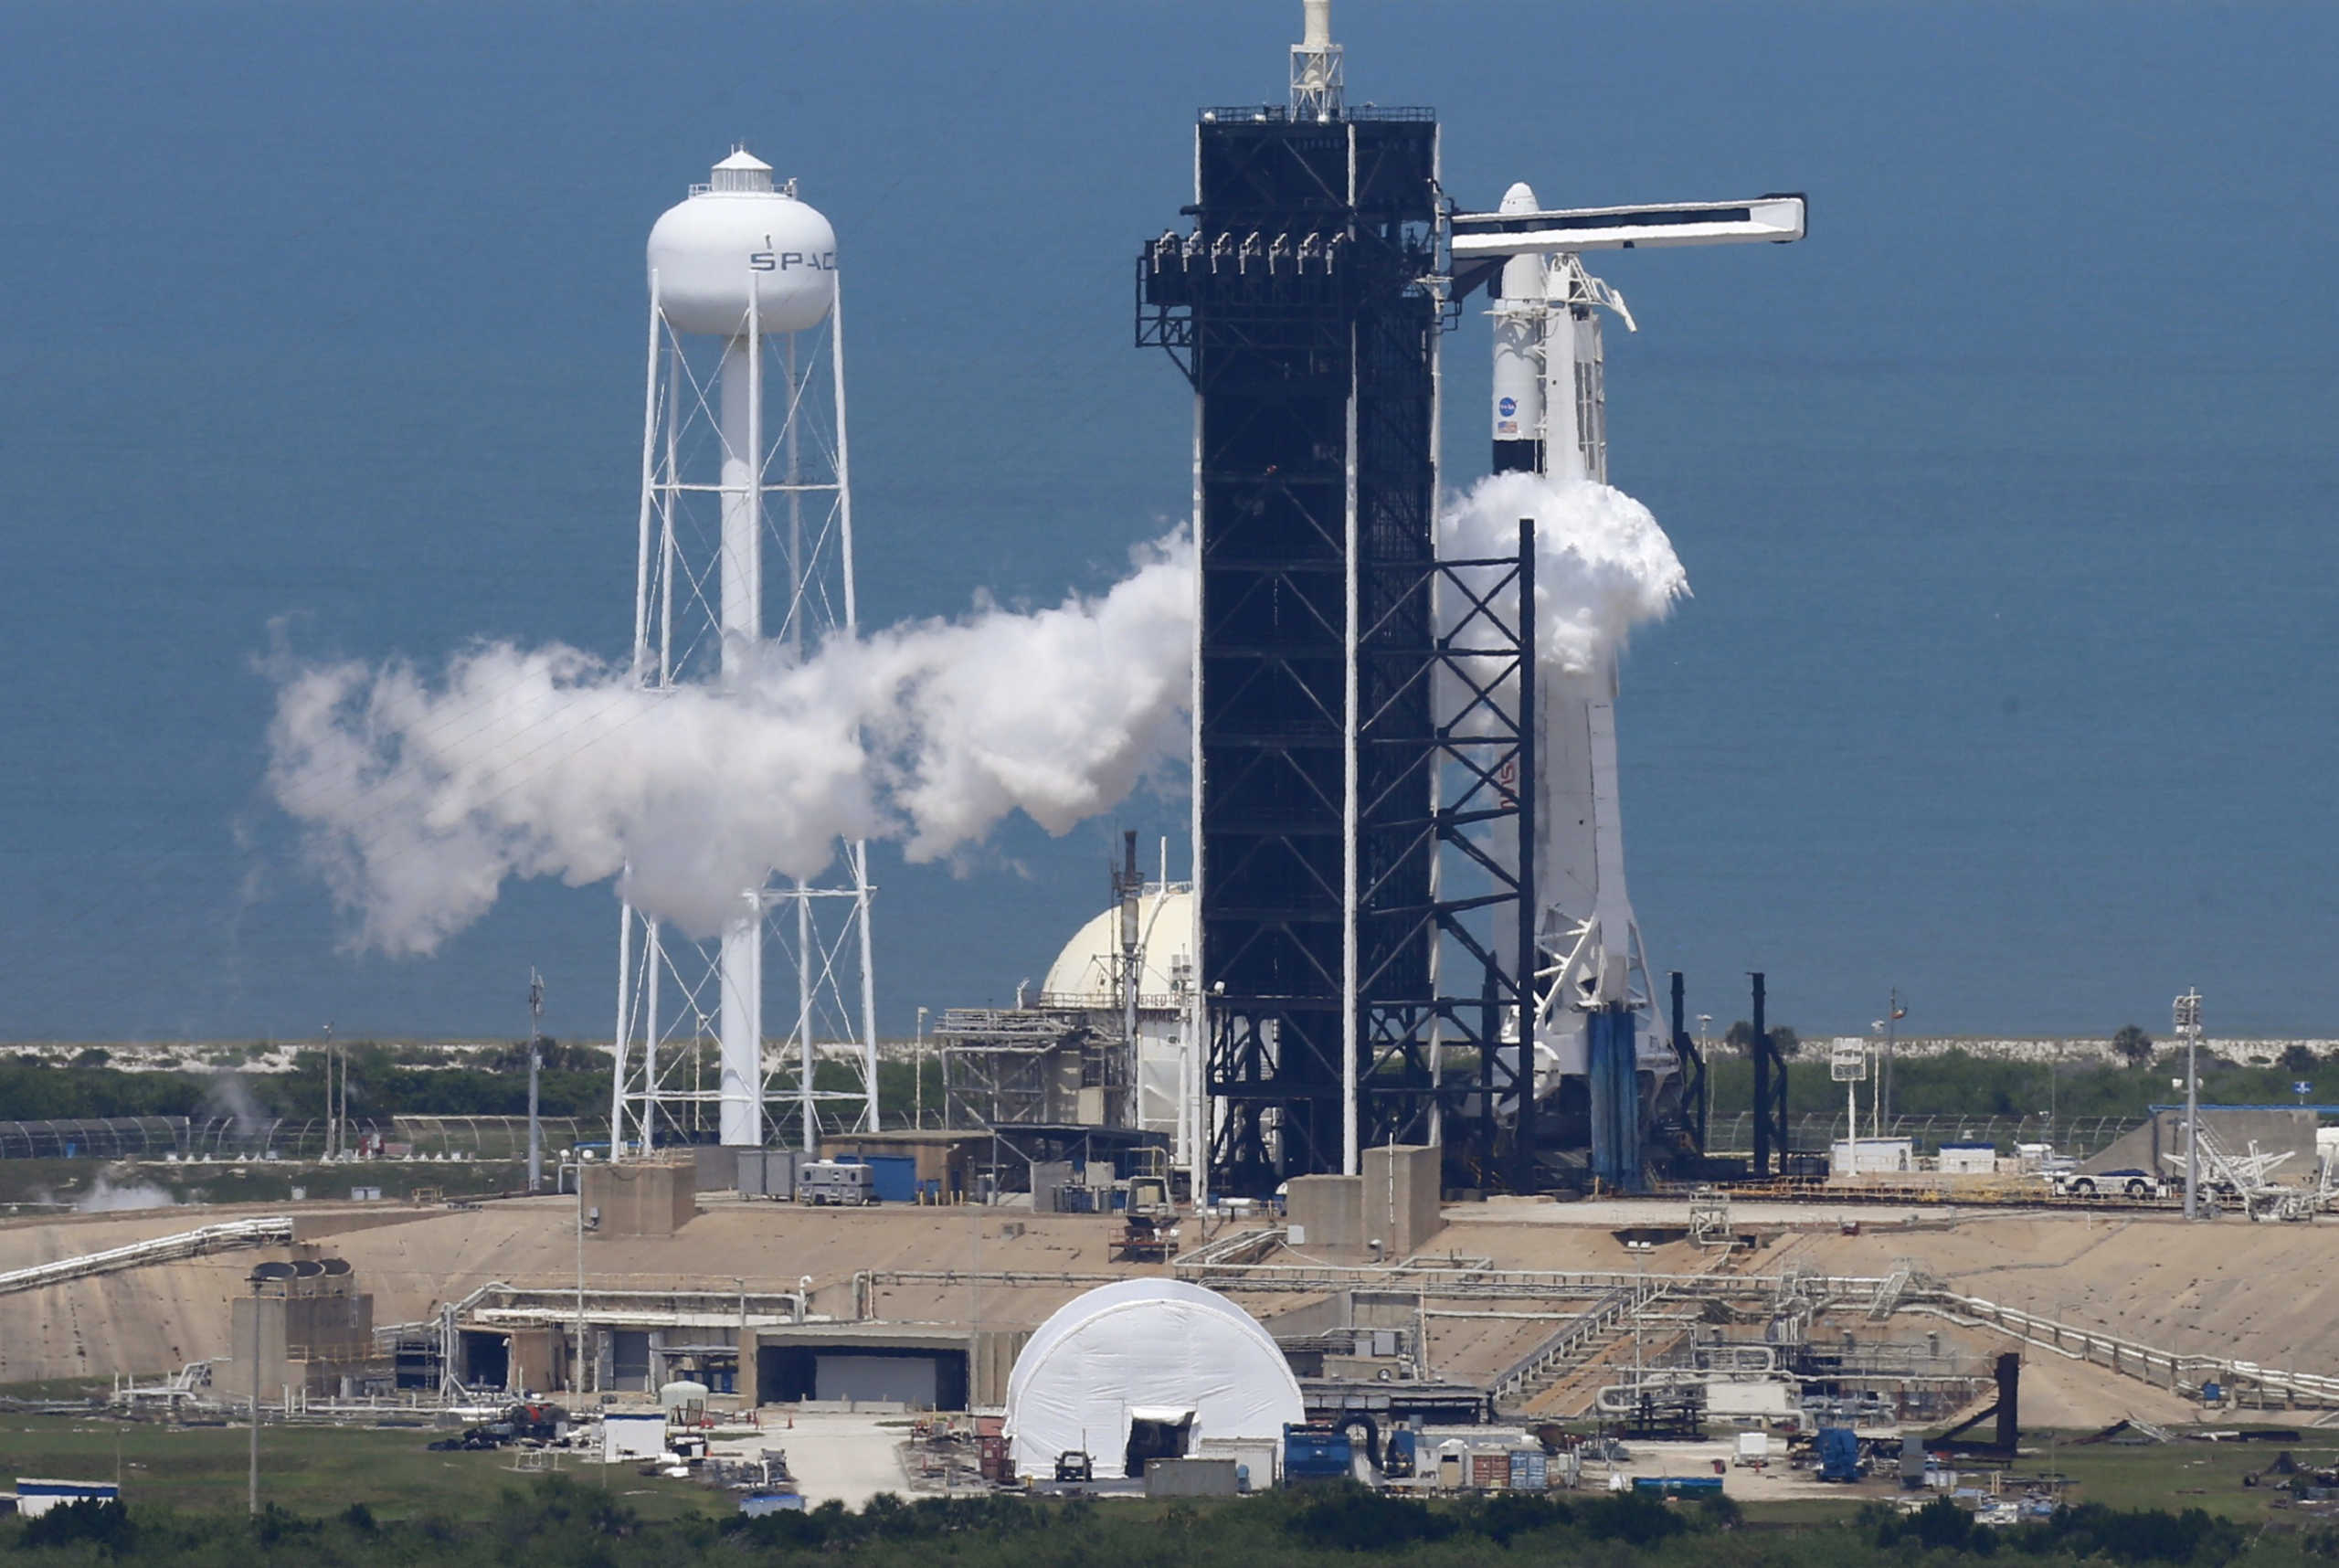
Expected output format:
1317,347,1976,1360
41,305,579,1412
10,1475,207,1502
1441,471,1688,674
267,534,1193,955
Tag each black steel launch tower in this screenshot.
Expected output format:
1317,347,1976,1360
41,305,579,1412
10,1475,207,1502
1139,70,1539,1194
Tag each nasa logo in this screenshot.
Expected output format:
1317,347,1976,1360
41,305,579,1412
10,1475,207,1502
1498,397,1518,418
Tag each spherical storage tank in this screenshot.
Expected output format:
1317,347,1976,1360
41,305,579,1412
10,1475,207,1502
1002,1279,1305,1480
647,148,837,337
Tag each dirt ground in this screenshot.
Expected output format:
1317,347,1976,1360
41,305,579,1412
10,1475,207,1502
7,1188,2335,1434
706,1410,910,1509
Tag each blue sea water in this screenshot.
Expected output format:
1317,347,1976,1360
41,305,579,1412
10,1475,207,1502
0,2,2333,1044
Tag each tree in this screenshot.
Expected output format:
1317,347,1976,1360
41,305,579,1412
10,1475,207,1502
2111,1025,2154,1066
2281,1043,2318,1075
1723,1022,1800,1058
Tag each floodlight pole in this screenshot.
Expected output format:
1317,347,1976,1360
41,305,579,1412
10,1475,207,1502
323,1021,336,1162
558,1156,587,1392
528,969,545,1194
2176,990,2203,1221
915,1006,928,1131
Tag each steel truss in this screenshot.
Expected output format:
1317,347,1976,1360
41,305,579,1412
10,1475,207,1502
1141,107,1539,1195
1356,528,1539,1191
609,280,878,1159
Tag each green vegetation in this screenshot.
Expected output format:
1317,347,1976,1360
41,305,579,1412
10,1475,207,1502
0,1041,947,1131
0,1419,715,1526
15,1468,2339,1568
0,1043,614,1124
8,1420,2339,1568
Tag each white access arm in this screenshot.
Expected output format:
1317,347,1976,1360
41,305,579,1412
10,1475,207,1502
1454,196,1806,259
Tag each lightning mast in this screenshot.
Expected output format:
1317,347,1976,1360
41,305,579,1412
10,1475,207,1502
609,149,879,1159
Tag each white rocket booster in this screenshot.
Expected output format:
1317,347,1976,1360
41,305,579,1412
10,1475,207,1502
1483,187,1660,1089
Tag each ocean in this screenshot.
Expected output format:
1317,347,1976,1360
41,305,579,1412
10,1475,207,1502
0,1,2332,1043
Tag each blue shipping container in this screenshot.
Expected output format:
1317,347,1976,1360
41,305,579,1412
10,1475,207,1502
1633,1476,1723,1497
1508,1450,1547,1489
851,1156,917,1204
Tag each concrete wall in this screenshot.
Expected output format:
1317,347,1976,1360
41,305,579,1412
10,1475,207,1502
222,1289,378,1397
584,1160,696,1238
508,1327,558,1394
2078,1107,2316,1179
1286,1174,1363,1250
1364,1143,1442,1257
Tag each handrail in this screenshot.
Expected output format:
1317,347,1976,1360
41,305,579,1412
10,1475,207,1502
0,1217,293,1296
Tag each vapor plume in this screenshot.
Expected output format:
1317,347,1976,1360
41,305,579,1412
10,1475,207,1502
1440,471,1688,673
267,534,1193,954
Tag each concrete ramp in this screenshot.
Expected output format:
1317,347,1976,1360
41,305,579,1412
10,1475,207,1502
2079,1107,2313,1177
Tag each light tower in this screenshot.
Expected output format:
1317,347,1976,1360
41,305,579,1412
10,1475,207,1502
1454,185,1806,1189
609,149,878,1157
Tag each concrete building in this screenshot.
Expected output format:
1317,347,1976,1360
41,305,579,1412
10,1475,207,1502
1288,1144,1443,1258
582,1158,696,1238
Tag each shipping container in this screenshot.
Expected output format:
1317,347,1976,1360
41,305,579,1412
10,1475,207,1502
736,1150,799,1200
1633,1475,1724,1496
855,1155,918,1204
1471,1451,1508,1490
1508,1449,1548,1489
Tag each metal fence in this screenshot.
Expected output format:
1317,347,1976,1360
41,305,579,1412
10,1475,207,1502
0,1118,191,1160
1705,1111,2143,1160
0,1115,611,1161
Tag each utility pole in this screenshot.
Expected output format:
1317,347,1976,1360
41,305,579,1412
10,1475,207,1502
915,1006,929,1132
576,1161,587,1391
1697,1015,1712,1146
528,969,545,1194
1882,988,1905,1130
322,1020,336,1162
2176,990,2203,1221
247,1276,261,1514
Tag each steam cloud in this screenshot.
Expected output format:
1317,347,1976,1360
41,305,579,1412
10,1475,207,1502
76,1174,180,1213
268,534,1193,955
268,478,1680,959
1439,471,1688,673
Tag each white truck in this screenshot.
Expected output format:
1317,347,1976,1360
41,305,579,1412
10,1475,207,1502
796,1160,876,1206
2050,1166,2167,1201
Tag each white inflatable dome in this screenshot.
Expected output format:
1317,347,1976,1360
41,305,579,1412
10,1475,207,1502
1003,1278,1304,1479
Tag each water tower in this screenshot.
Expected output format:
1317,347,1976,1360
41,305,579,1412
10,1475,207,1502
608,149,878,1155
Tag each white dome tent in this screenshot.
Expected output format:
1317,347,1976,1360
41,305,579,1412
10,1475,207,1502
1002,1279,1304,1480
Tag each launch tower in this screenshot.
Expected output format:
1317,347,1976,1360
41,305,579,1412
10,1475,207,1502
1139,4,1540,1193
